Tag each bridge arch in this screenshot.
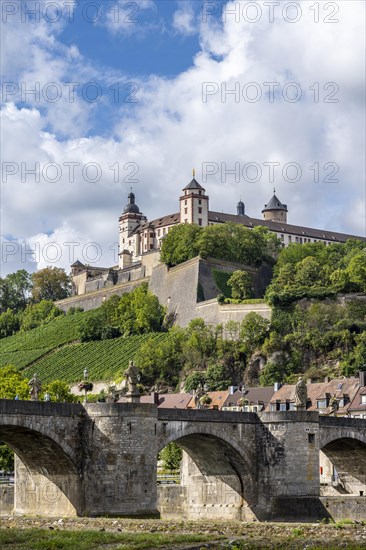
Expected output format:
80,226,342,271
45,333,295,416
0,407,82,516
320,431,366,495
158,423,258,509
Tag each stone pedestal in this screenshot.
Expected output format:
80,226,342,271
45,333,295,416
125,392,140,404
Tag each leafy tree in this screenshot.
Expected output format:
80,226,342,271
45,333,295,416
295,257,324,287
0,366,29,399
227,270,253,300
31,267,71,302
184,371,205,392
240,313,270,355
0,269,32,313
347,253,366,291
159,443,182,472
137,328,186,387
21,300,63,331
78,310,104,342
114,284,165,336
42,380,77,402
205,363,232,390
160,224,202,266
161,222,280,268
0,444,14,473
0,309,20,338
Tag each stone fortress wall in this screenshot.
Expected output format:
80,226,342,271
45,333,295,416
58,255,273,326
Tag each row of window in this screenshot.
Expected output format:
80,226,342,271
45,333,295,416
279,234,335,246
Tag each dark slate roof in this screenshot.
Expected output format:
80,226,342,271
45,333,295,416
262,194,288,212
140,212,180,231
136,208,365,244
208,211,366,243
223,387,274,407
71,260,85,267
183,178,205,191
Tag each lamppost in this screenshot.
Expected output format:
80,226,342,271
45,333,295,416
83,368,89,403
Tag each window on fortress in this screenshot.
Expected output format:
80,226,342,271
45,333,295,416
150,232,154,238
163,228,166,234
158,229,160,236
198,207,202,214
198,218,202,226
184,208,188,215
150,244,153,250
288,236,292,243
199,199,202,205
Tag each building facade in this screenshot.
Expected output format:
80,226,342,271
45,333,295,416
117,175,365,269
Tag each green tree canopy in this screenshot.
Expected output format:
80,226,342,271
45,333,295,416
158,443,182,472
227,270,253,300
0,309,20,339
160,222,280,267
31,267,71,302
0,269,32,313
160,224,202,267
21,300,63,331
0,366,29,399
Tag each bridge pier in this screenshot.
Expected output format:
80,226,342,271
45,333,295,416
81,403,159,517
256,411,323,520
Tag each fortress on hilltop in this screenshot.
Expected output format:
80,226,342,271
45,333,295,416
115,172,363,269
62,173,365,324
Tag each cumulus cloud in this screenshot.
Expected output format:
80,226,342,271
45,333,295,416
1,0,365,275
173,3,196,36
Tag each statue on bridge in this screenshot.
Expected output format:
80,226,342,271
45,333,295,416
329,394,339,416
124,360,140,402
294,377,307,410
28,374,42,401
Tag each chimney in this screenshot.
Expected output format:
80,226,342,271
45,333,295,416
274,382,281,392
359,371,366,387
229,386,239,395
307,378,312,385
324,377,329,383
152,392,159,405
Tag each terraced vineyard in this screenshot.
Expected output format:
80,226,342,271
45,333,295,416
23,332,170,383
0,311,172,383
1,312,91,354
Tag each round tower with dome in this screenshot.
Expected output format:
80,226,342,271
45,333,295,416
262,189,288,223
118,190,147,268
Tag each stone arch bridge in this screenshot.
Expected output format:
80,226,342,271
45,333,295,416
0,400,365,520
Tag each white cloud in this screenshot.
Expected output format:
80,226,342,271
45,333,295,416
2,0,365,275
173,4,196,36
104,0,156,35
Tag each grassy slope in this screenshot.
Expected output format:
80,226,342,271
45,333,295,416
0,312,170,383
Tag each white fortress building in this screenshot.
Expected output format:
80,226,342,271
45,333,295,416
117,173,364,269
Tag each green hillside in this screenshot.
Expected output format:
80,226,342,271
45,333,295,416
0,311,171,383
23,332,170,383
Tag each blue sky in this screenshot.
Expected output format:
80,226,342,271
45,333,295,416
59,1,202,78
1,0,365,274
